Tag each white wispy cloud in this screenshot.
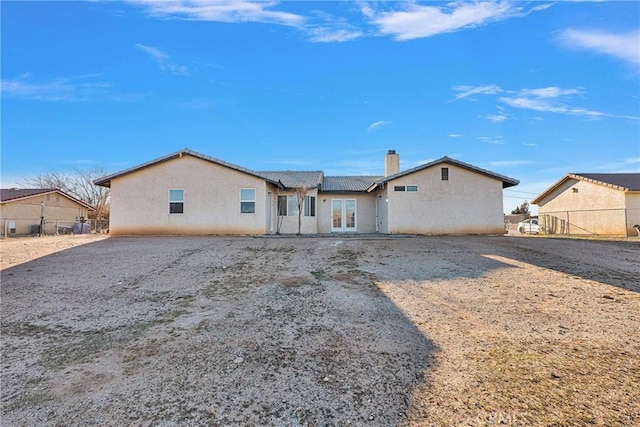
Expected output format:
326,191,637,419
448,134,463,138
136,44,189,75
1,74,112,101
559,28,640,66
478,136,505,145
522,142,538,147
307,26,363,43
305,9,363,42
489,160,533,167
451,84,502,101
367,120,390,131
453,84,638,120
498,95,629,119
128,0,304,27
484,113,509,122
592,156,640,172
365,1,543,41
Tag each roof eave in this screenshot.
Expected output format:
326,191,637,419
93,148,283,188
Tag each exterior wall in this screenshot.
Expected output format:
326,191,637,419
272,188,319,235
317,193,377,234
626,193,640,236
537,179,628,235
109,155,269,235
386,164,505,234
375,188,389,234
0,193,90,236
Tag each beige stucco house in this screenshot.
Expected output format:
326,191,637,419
532,173,640,237
0,188,95,236
94,148,518,236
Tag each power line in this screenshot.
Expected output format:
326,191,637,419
504,189,540,195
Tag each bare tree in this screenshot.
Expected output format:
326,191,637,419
294,186,309,235
19,170,72,193
19,166,111,221
273,187,285,235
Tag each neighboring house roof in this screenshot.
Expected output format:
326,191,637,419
367,156,519,191
258,171,324,189
0,188,95,211
94,148,284,189
1,188,55,202
532,173,640,204
322,176,384,193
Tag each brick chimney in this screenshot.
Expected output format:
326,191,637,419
385,150,399,177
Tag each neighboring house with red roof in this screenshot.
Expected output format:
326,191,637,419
532,173,640,237
0,188,95,236
94,148,519,236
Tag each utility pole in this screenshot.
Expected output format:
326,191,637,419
39,201,45,237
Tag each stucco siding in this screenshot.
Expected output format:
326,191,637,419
386,164,504,234
0,194,90,235
537,179,629,235
109,155,269,235
625,193,640,235
317,193,377,234
272,188,319,235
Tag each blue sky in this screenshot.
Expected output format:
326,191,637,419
2,1,639,214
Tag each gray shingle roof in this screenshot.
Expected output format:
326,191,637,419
572,173,640,191
258,171,324,189
322,176,383,192
0,188,95,210
1,188,55,202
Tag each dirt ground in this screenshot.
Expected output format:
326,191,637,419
1,235,639,426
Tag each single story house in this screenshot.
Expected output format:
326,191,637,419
532,173,640,237
0,188,95,236
94,148,519,236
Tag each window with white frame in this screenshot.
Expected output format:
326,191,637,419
394,185,418,192
304,196,316,217
277,195,299,216
240,188,256,213
169,189,184,214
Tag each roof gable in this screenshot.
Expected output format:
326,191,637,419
367,156,519,191
0,188,95,210
532,173,640,204
94,148,283,188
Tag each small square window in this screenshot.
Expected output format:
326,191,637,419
394,186,406,192
572,188,578,193
441,167,449,181
406,185,418,192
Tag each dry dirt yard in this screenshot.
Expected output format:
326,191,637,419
1,235,639,426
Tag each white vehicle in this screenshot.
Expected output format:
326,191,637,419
518,218,540,234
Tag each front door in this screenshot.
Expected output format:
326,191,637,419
331,199,356,232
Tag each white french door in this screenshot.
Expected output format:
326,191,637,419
331,199,356,232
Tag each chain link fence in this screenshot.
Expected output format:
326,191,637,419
538,208,640,238
1,218,109,238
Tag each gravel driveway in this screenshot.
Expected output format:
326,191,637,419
2,235,639,426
